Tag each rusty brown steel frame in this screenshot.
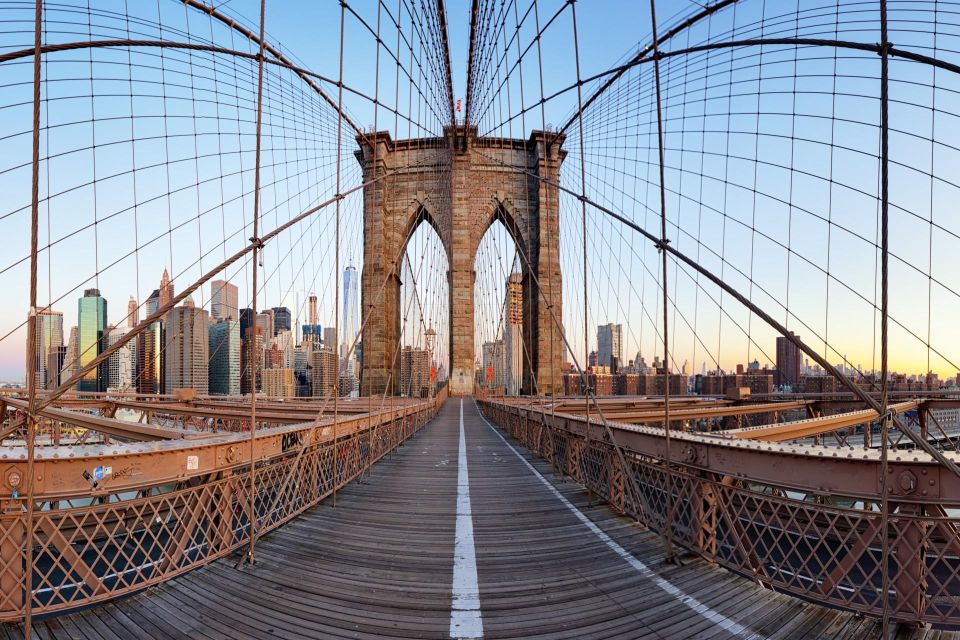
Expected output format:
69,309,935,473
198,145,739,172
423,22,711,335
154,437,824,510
0,392,444,621
480,398,960,628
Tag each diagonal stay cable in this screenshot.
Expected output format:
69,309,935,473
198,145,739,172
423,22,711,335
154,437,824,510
479,155,960,481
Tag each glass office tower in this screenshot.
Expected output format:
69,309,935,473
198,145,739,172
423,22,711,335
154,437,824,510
77,288,107,392
208,319,241,395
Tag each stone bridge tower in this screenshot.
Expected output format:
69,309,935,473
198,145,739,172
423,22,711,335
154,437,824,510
356,126,564,396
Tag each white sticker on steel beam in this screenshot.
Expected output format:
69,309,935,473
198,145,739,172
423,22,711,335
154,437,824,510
450,399,483,639
476,401,762,640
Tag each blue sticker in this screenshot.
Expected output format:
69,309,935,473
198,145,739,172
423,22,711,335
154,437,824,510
93,466,104,481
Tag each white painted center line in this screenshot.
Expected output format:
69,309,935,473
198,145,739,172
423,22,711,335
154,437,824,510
475,401,761,640
450,399,483,639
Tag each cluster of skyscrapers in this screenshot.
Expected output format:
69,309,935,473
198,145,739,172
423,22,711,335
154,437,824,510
566,326,960,399
29,267,956,399
480,273,523,394
476,292,959,399
27,266,364,399
399,327,436,398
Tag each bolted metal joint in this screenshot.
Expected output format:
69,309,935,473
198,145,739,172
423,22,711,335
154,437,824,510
898,469,918,494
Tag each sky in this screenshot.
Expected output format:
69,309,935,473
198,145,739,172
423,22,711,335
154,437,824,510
0,0,957,383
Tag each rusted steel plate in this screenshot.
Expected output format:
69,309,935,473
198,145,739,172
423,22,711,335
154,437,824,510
581,400,810,423
5,398,193,441
724,401,918,441
0,399,436,500
482,399,960,503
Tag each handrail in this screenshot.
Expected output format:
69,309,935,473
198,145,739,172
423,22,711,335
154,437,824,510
0,394,445,621
479,397,960,628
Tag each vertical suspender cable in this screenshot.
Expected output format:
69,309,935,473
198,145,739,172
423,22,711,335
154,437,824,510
569,0,592,502
365,0,383,481
243,0,267,567
513,0,547,439
878,0,893,635
24,0,43,635
333,0,345,508
532,0,557,427
647,0,677,561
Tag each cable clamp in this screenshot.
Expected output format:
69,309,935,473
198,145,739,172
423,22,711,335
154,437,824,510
249,236,265,250
876,41,894,57
879,408,896,424
654,238,671,253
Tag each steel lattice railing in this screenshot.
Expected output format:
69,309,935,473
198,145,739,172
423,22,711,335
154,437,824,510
479,398,960,628
0,393,443,620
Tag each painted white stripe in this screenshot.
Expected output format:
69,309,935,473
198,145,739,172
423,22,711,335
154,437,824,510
450,399,483,639
475,401,762,640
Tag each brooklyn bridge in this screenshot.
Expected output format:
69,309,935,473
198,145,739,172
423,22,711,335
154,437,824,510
0,0,959,638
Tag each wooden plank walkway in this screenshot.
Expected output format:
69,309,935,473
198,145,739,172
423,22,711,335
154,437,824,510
7,398,944,639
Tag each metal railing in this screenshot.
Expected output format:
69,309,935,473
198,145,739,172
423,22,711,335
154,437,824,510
479,398,960,628
0,392,445,620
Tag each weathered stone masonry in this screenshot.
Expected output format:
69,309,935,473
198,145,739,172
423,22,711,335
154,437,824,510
356,126,564,396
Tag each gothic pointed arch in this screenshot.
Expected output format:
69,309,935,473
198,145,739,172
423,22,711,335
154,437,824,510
357,127,565,396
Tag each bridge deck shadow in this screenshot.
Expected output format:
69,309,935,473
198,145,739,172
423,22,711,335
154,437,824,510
9,399,930,639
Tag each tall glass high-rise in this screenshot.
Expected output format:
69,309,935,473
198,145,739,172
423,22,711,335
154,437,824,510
165,306,210,395
26,309,63,390
341,266,359,362
597,322,623,372
77,289,107,392
209,320,241,395
137,322,164,394
211,279,238,321
271,306,292,335
145,289,160,315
